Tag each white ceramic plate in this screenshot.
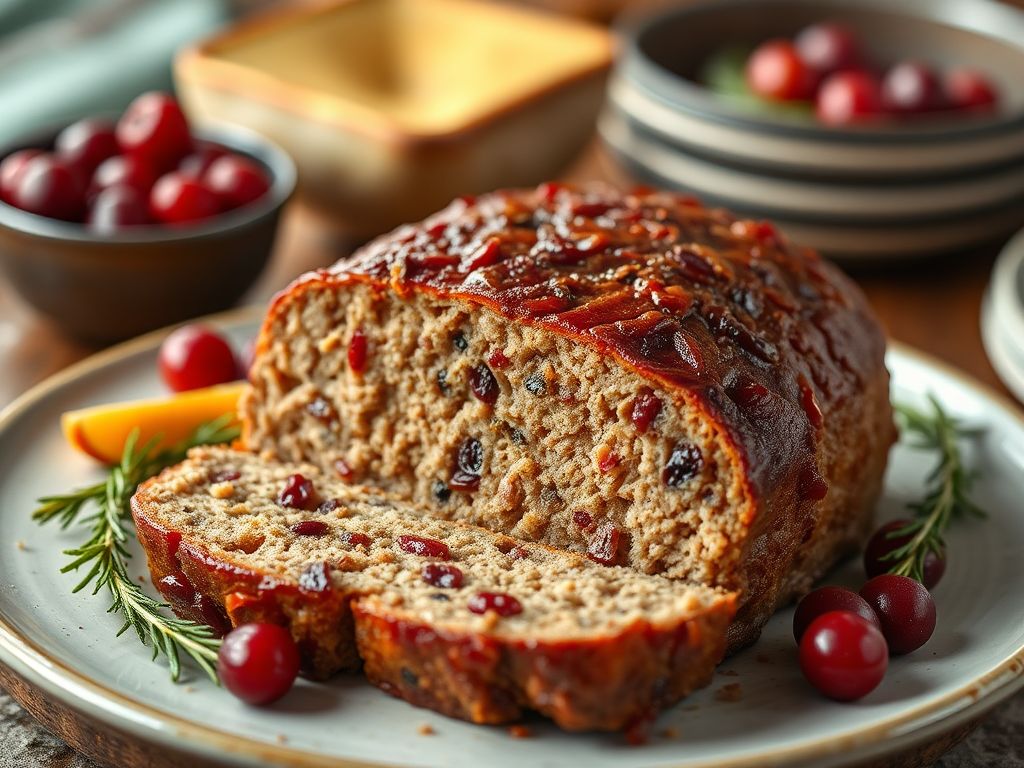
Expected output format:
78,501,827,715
1,312,1024,768
981,225,1024,402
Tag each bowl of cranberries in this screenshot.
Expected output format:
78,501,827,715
0,92,296,344
611,0,1024,178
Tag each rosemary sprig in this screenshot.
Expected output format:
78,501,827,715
884,395,987,582
33,416,240,682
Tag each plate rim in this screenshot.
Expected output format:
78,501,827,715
2,320,1024,768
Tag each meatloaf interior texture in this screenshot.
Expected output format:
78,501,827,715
133,446,736,730
242,183,895,651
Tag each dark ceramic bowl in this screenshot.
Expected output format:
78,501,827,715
0,124,295,344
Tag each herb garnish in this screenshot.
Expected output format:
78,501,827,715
33,417,239,682
886,396,987,582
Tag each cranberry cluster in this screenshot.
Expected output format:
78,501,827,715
0,92,270,231
794,519,940,700
743,22,999,126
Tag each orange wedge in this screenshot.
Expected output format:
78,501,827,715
62,381,247,465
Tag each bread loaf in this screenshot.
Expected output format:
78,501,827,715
241,182,895,651
131,446,736,730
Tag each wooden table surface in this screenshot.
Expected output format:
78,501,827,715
0,142,1020,768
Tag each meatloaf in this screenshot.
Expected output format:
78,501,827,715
131,446,736,731
241,182,895,651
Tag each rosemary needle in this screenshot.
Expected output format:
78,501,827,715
33,416,240,683
885,395,987,583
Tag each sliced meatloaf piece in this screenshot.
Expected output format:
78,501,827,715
240,182,895,651
131,445,736,731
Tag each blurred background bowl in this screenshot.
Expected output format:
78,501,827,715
174,0,612,242
602,0,1024,261
0,123,295,344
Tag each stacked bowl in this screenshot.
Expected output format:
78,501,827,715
982,228,1024,402
600,0,1024,261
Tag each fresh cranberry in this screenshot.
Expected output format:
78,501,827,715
348,329,367,373
178,143,227,179
799,611,887,700
421,562,463,588
794,22,861,74
468,592,523,617
745,39,818,101
10,154,84,221
203,154,270,209
217,623,300,705
116,92,192,170
859,574,936,654
89,154,158,201
149,171,221,224
816,70,883,126
278,474,316,511
158,324,238,392
450,437,483,491
663,443,702,487
881,62,941,113
630,393,662,433
468,363,499,404
944,69,999,112
290,520,329,536
397,534,450,560
55,118,119,179
793,586,880,643
0,149,42,205
863,519,945,589
87,185,150,232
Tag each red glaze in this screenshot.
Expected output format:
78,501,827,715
291,185,885,511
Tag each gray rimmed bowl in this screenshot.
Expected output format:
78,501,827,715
0,124,295,344
613,0,1024,180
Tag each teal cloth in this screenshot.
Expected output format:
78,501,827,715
0,0,228,146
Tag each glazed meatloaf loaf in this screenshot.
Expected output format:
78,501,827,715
132,446,736,730
241,182,895,651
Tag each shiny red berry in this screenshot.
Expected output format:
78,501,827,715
0,149,42,205
87,185,151,233
158,324,238,392
793,586,880,643
863,519,945,589
859,574,936,654
116,91,192,170
794,22,861,75
10,154,84,221
89,154,158,202
178,143,227,179
55,118,119,178
203,154,270,209
816,70,883,126
746,39,818,101
799,611,888,700
217,623,300,705
881,62,941,113
149,171,221,224
944,69,998,112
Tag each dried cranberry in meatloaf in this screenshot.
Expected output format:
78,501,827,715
241,182,895,652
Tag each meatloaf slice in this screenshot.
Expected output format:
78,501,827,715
131,446,736,731
241,182,895,652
